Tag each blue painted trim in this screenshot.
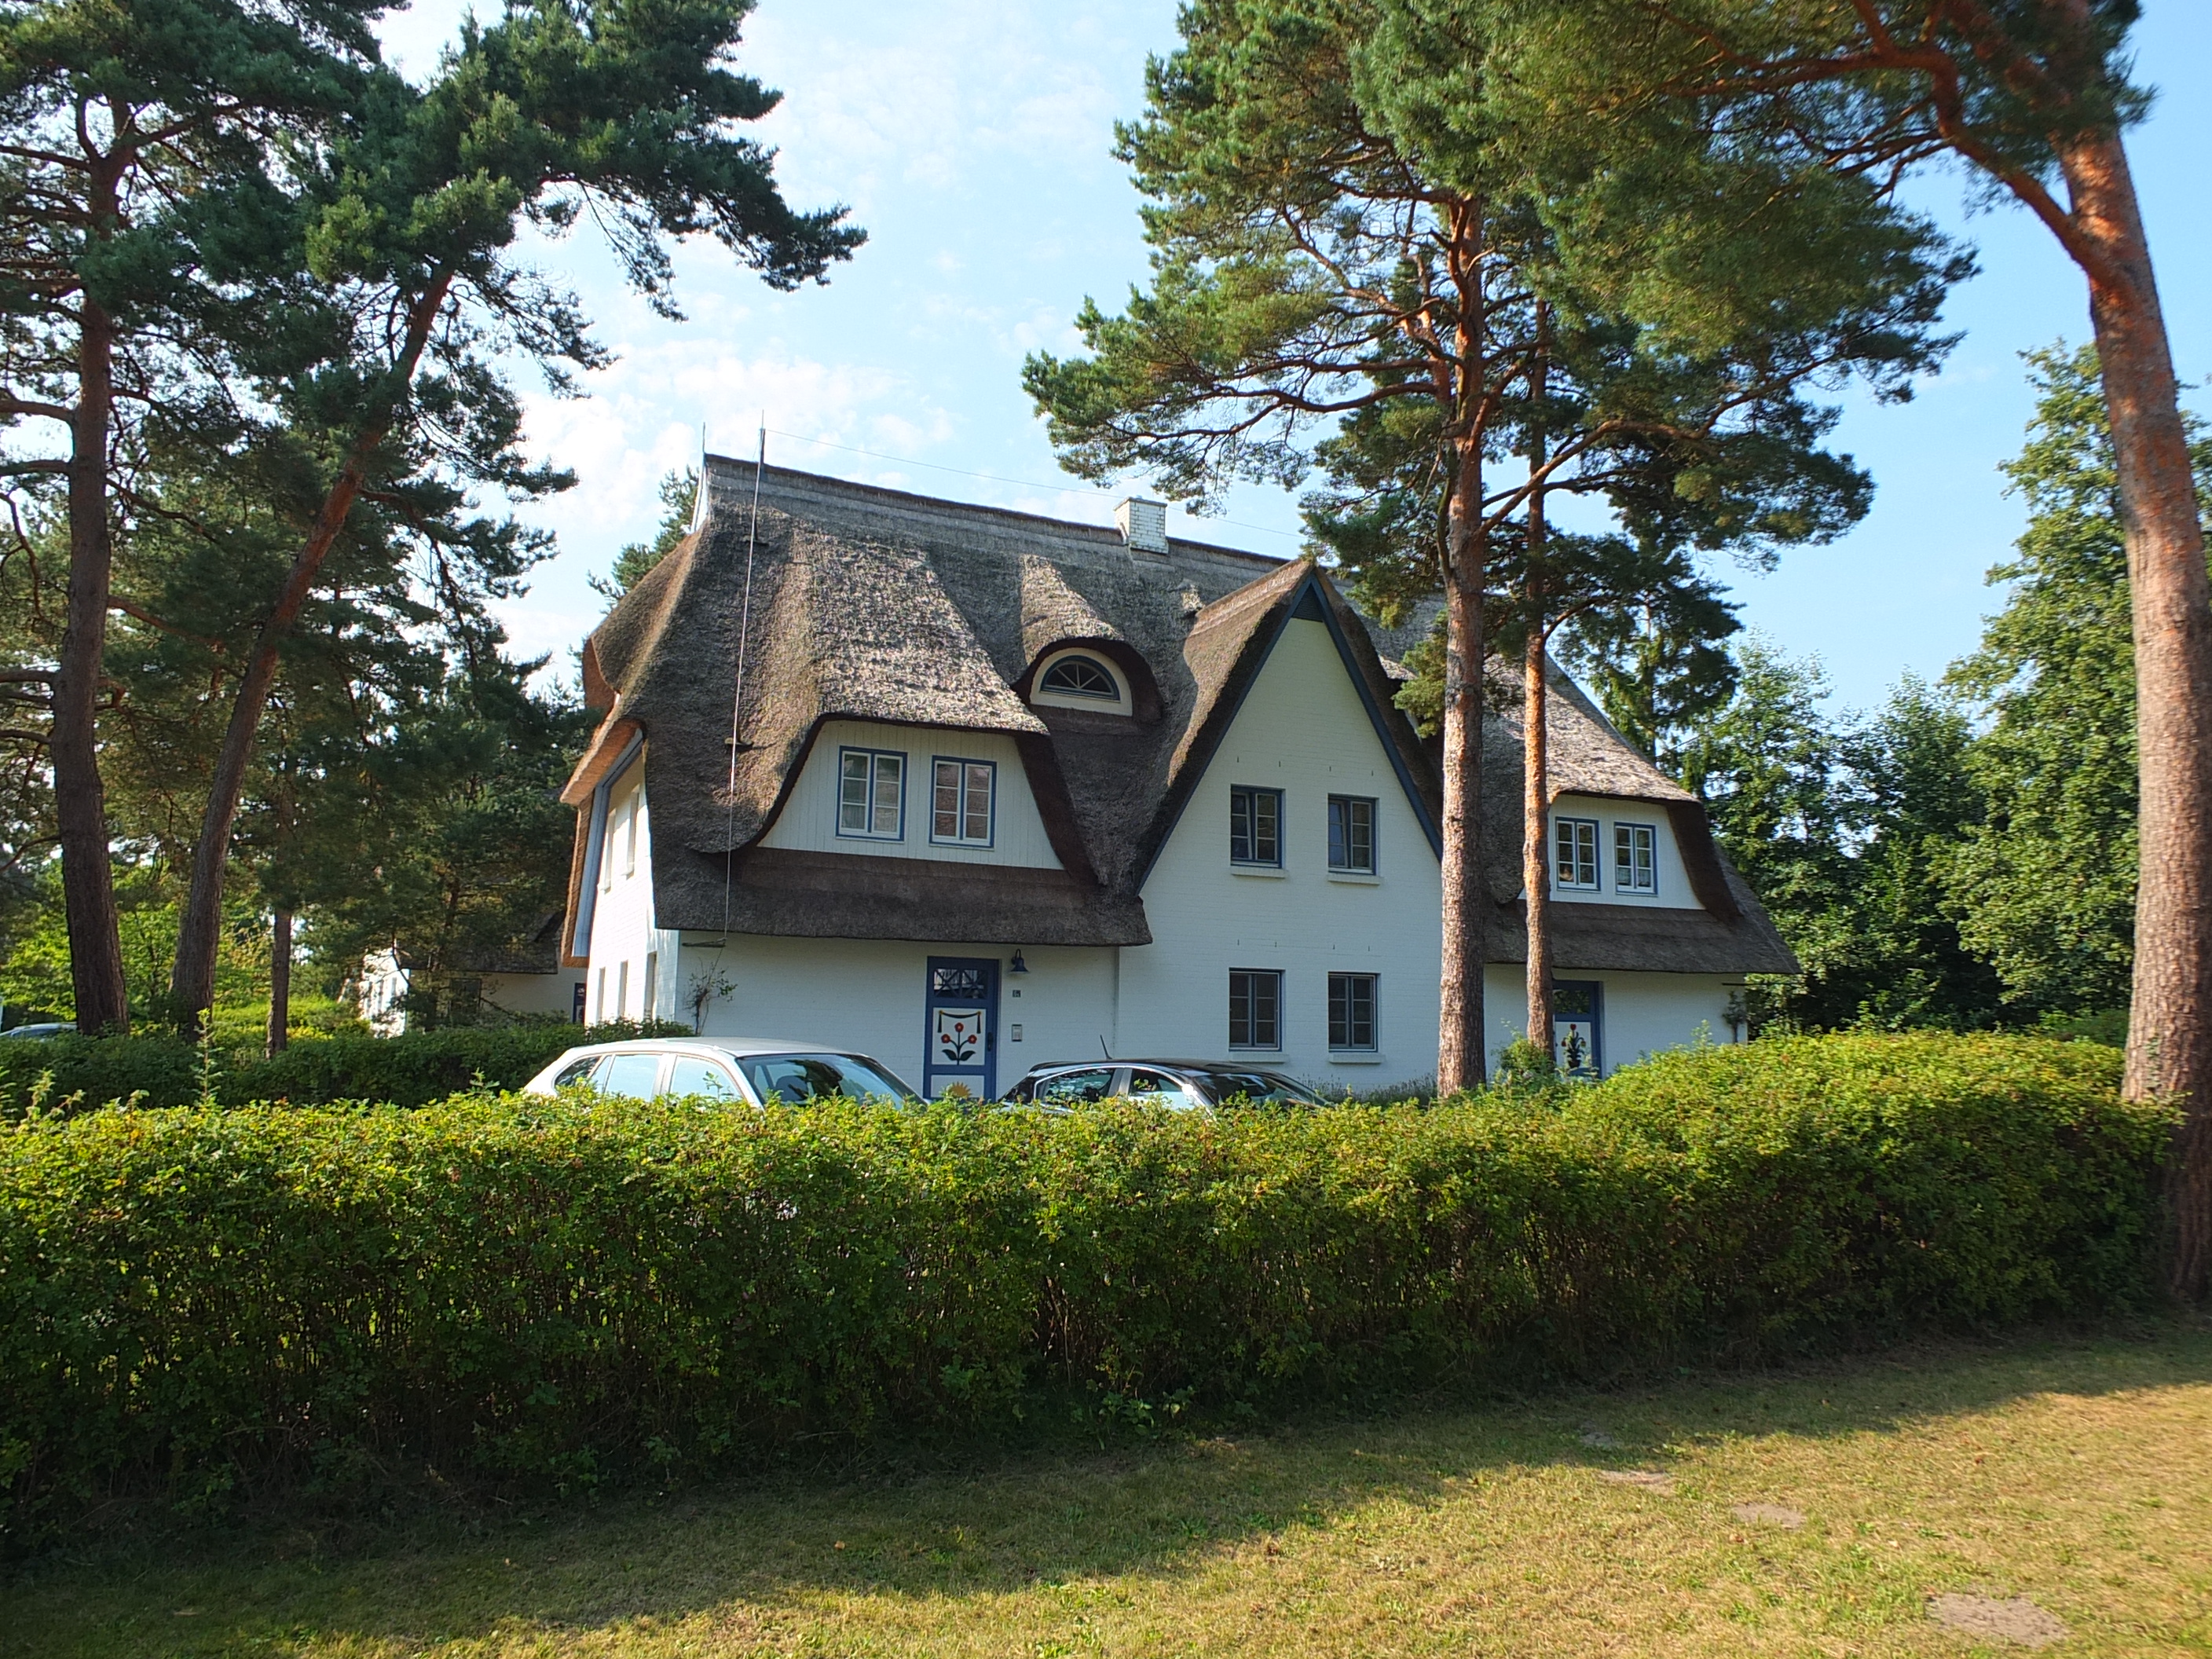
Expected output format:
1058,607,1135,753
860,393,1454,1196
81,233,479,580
1553,815,1602,892
927,754,998,848
1553,978,1605,1078
570,734,643,960
1229,783,1285,867
1610,817,1661,897
922,956,1000,1099
1326,793,1380,875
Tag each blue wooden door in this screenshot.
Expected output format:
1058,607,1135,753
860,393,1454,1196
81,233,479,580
1553,980,1603,1079
923,957,999,1100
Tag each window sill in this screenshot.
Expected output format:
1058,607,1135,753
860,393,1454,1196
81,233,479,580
1326,870,1381,884
1229,864,1287,878
929,840,995,851
1328,1052,1383,1065
1226,1046,1283,1055
836,832,905,844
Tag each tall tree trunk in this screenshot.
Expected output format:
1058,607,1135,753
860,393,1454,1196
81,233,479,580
1522,313,1553,1062
1523,580,1553,1062
266,906,291,1054
51,281,127,1035
1436,207,1489,1094
2053,128,2212,1300
170,272,456,1028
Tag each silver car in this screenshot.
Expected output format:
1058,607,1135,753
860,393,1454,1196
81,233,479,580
1000,1060,1329,1110
522,1037,920,1105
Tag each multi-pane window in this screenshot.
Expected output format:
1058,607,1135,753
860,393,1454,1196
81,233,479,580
1230,786,1284,866
1328,972,1378,1051
1328,795,1376,873
1038,654,1119,698
931,758,995,845
1553,817,1600,890
1615,822,1658,894
1229,969,1283,1049
837,748,905,839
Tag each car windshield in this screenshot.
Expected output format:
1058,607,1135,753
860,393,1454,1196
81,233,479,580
738,1053,916,1104
1192,1069,1325,1106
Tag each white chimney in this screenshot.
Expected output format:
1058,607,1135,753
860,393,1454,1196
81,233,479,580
1115,497,1170,555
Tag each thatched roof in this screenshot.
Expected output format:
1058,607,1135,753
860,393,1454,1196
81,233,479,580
560,462,1794,976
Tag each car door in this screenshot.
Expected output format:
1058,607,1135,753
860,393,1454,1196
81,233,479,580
1123,1068,1202,1110
663,1054,743,1102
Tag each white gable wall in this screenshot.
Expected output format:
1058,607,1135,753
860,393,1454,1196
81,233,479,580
1123,616,1445,1086
582,756,680,1026
762,719,1063,868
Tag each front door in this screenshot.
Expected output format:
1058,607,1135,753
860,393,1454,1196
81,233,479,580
923,957,998,1101
1553,980,1603,1080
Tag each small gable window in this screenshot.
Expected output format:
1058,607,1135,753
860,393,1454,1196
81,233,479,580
1553,817,1600,891
1031,648,1132,714
837,748,906,840
931,757,995,847
1615,822,1659,895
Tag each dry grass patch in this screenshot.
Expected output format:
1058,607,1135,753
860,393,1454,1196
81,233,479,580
6,1324,2209,1658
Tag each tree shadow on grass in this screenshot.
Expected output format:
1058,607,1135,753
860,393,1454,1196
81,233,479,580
8,1319,2209,1657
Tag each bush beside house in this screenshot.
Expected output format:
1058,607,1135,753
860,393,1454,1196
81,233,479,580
0,1034,2167,1539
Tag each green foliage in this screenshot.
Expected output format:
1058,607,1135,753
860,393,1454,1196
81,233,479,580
1943,344,2208,1013
0,1020,678,1119
0,1034,2166,1536
594,469,699,601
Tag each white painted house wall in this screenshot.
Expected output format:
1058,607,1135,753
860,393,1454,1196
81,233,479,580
762,720,1062,868
582,753,680,1026
1124,617,1444,1086
1544,790,1700,909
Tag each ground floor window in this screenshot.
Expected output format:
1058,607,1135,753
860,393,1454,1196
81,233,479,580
1229,969,1282,1049
1328,972,1377,1050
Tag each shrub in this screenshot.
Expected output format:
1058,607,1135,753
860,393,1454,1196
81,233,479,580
0,1020,683,1119
0,1034,2170,1539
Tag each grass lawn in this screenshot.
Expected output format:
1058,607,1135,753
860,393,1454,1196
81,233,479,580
6,1324,2209,1657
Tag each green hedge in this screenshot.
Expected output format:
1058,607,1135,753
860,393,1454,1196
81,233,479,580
0,1034,2170,1537
0,1020,681,1117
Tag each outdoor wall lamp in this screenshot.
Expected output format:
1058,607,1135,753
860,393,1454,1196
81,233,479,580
1009,951,1029,974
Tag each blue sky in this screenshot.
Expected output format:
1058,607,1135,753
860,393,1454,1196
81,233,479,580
379,1,2210,714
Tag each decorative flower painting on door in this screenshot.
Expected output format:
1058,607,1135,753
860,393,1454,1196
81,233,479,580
935,1006,984,1064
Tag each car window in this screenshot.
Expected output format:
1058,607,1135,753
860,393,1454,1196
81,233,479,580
738,1053,915,1104
1194,1068,1324,1106
1125,1068,1200,1109
552,1055,600,1088
591,1053,663,1099
1035,1068,1115,1106
665,1057,740,1101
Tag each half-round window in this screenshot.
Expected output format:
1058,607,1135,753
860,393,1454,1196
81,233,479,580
1040,654,1119,699
1030,647,1133,715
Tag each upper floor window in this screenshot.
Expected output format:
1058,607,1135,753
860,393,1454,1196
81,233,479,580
837,747,906,840
1554,817,1599,891
1328,795,1376,873
1031,647,1132,715
931,757,995,847
1230,785,1284,866
1615,822,1658,895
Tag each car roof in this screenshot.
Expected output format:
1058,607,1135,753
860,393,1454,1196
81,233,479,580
1020,1058,1299,1075
556,1038,865,1059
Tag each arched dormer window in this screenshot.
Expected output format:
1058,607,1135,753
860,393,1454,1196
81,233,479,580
1031,647,1133,715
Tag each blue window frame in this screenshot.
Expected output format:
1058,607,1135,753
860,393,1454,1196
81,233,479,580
930,756,996,846
1229,969,1282,1049
1328,972,1378,1050
1553,816,1600,890
837,747,906,840
1230,786,1284,866
1614,822,1658,894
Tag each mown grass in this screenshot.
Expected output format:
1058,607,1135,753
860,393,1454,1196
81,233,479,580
5,1323,2207,1657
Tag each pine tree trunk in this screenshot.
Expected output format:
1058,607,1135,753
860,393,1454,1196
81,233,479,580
170,272,456,1028
51,285,127,1035
2054,129,2212,1300
1435,207,1489,1095
1523,597,1553,1061
266,907,291,1055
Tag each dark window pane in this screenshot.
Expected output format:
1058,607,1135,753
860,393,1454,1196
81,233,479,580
1328,972,1376,1049
1231,969,1281,1049
740,1053,915,1104
1328,796,1375,872
1036,1067,1115,1104
1232,786,1282,866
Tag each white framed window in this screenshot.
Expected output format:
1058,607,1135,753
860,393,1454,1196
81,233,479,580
1554,817,1600,891
930,757,996,846
1031,648,1132,714
1615,822,1658,895
643,951,658,1020
1328,795,1376,873
623,792,639,876
617,960,629,1020
837,747,906,840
